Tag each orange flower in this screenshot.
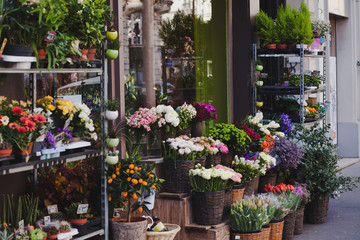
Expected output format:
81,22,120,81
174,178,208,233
261,141,270,149
9,122,18,129
34,114,46,123
25,120,36,131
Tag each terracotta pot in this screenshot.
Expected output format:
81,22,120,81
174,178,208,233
111,217,147,240
266,44,277,49
47,235,58,239
69,218,87,225
287,44,296,49
37,49,47,59
60,229,71,233
13,142,33,155
277,44,287,49
80,49,88,61
0,149,12,156
87,48,96,60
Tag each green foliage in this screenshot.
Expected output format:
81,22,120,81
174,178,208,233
293,2,313,45
275,5,287,44
209,123,251,154
107,37,121,50
255,10,276,46
289,124,359,201
29,229,46,240
0,227,14,240
285,6,298,44
106,99,119,111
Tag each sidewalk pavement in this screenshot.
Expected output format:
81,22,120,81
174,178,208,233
294,158,360,240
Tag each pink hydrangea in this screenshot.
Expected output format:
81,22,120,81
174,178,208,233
127,107,161,132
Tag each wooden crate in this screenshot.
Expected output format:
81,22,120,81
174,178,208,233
185,222,230,240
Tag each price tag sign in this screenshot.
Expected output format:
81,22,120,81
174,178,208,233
44,31,56,42
235,236,240,240
19,220,24,231
77,204,89,214
113,208,122,218
47,204,58,214
54,132,65,143
44,216,51,225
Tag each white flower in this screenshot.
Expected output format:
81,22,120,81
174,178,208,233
184,147,191,154
1,116,9,126
179,149,185,155
172,118,180,127
79,112,89,121
266,121,280,129
265,129,271,135
91,132,97,140
275,132,285,137
33,108,44,114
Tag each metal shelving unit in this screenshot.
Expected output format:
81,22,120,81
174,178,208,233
252,43,327,125
0,62,108,240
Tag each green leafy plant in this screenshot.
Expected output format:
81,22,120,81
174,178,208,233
230,197,268,232
107,150,119,157
275,5,287,44
285,6,298,45
0,224,14,240
59,221,71,232
209,123,251,154
255,10,276,46
108,37,121,50
29,229,46,240
289,124,359,201
15,230,29,240
65,202,90,219
106,99,119,111
293,2,313,45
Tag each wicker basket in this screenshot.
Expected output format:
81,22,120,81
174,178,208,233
223,188,232,221
304,197,329,224
269,219,284,240
221,152,234,167
192,190,225,225
164,159,196,193
258,173,277,193
206,154,222,168
243,176,260,196
146,224,181,240
231,185,245,204
294,206,305,235
276,174,285,185
176,127,191,137
260,225,271,240
231,231,262,240
195,157,206,167
282,211,296,240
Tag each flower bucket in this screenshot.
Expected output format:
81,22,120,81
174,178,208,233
221,151,234,167
176,127,191,137
195,157,206,167
106,138,120,148
105,110,119,120
304,197,329,224
192,190,225,225
230,230,262,240
205,154,221,168
146,224,181,240
111,217,147,240
294,205,305,235
260,225,271,240
282,211,296,240
191,121,203,137
231,185,245,204
269,219,284,240
164,159,195,193
243,175,260,196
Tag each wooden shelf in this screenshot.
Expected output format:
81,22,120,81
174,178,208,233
0,149,101,175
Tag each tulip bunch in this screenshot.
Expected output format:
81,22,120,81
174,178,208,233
264,183,301,211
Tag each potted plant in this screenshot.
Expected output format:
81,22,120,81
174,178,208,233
105,99,119,120
275,5,288,48
285,5,298,48
293,2,313,47
163,137,205,193
230,197,268,239
43,226,59,240
65,202,90,225
255,10,277,48
106,123,121,148
106,150,119,165
0,223,14,240
289,123,358,224
0,133,12,156
106,37,121,60
106,29,118,41
16,230,29,240
189,164,241,226
29,229,46,240
175,102,197,136
191,102,217,137
107,153,163,240
209,123,251,166
293,183,310,235
59,221,72,233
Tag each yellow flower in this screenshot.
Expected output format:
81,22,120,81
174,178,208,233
20,101,27,107
27,100,32,106
12,100,19,105
0,96,7,102
47,105,56,111
62,107,69,115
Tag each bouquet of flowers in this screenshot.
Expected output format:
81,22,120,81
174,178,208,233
293,183,310,206
152,104,180,133
232,155,264,182
280,113,292,135
187,136,229,156
270,137,304,178
264,193,290,221
244,112,283,138
230,197,268,232
189,164,241,192
0,97,47,150
258,152,277,171
176,103,196,130
246,194,276,226
164,137,205,160
71,103,97,140
209,123,251,154
264,183,301,211
193,102,217,122
106,154,163,222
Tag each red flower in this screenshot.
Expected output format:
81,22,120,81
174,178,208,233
17,126,26,133
9,122,18,129
25,120,36,131
20,116,27,123
12,106,23,115
34,114,46,123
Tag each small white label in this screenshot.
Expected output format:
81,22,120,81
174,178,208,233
77,204,89,214
47,204,58,214
288,57,300,63
36,151,41,157
113,208,121,218
44,216,51,225
235,236,240,239
19,220,24,231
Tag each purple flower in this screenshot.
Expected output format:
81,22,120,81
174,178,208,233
271,138,304,171
58,128,73,143
42,131,56,149
280,113,292,135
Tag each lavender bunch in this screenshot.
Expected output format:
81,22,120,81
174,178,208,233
271,138,304,177
280,113,292,135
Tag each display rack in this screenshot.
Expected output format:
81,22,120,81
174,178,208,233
252,43,327,125
0,61,108,240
